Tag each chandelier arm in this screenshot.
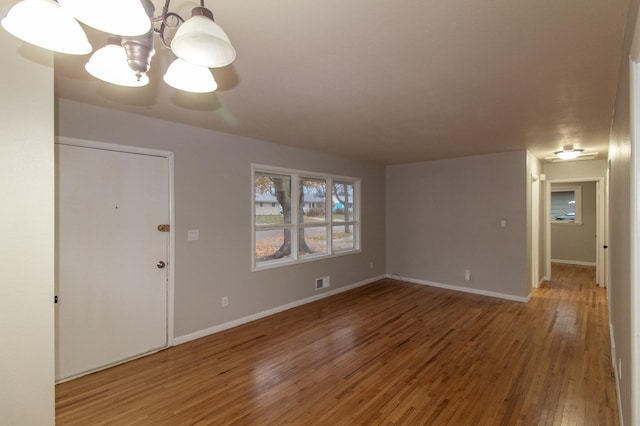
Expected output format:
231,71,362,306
163,12,184,28
161,0,171,21
151,0,184,50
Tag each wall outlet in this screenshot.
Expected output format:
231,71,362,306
221,296,229,307
465,269,471,281
369,261,374,270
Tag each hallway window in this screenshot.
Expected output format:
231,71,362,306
551,185,582,224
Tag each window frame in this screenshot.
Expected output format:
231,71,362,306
550,185,582,225
252,164,361,271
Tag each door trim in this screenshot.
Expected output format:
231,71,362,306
531,174,540,289
56,136,175,347
544,177,605,287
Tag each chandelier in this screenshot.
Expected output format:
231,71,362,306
1,0,236,93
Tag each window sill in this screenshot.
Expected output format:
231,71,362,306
253,249,361,272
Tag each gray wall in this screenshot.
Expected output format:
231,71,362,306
57,99,386,339
550,181,597,264
386,151,529,299
0,0,56,422
608,0,640,423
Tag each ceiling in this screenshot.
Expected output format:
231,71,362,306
52,0,631,165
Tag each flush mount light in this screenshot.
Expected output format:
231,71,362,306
554,144,584,160
1,0,236,93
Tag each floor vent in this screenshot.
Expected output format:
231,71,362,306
315,276,330,290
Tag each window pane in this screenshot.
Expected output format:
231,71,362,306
551,191,575,221
332,181,354,222
255,229,291,263
299,226,327,257
300,178,326,223
255,173,291,225
332,225,355,252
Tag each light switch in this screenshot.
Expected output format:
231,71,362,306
188,229,199,241
500,219,507,228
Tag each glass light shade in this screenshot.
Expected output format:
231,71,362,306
163,58,217,93
1,0,91,54
555,145,583,160
171,14,236,68
58,0,151,36
85,41,148,87
556,150,581,160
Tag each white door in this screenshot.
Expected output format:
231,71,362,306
56,143,169,381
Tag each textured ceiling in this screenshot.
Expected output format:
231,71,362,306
50,0,630,164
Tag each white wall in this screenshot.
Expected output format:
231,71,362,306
0,0,56,422
543,159,607,181
57,99,386,339
386,151,529,300
608,0,640,422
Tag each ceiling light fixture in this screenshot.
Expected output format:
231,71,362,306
1,0,235,93
1,0,92,54
163,58,218,93
85,37,150,87
554,144,584,160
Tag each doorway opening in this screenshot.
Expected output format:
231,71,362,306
544,177,605,287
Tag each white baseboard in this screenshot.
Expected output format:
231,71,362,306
386,274,530,303
610,323,624,426
551,259,597,267
610,323,617,369
533,277,547,288
173,274,386,346
56,347,163,384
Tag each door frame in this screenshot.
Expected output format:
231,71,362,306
531,174,540,288
56,136,175,347
630,47,640,426
544,176,605,287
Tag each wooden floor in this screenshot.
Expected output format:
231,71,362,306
56,264,619,425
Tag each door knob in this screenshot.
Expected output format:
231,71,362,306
157,261,166,269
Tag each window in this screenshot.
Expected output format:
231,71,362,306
253,165,360,270
332,181,357,252
551,185,582,224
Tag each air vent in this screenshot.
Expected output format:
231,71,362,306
315,276,330,290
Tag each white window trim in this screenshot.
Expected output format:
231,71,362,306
551,185,583,225
252,164,361,271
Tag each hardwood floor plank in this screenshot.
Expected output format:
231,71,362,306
56,263,619,425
